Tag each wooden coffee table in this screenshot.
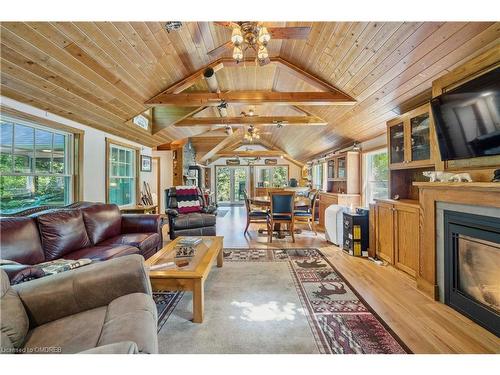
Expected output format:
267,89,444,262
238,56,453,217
145,236,223,323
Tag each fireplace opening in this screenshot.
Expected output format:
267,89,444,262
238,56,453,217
444,210,500,337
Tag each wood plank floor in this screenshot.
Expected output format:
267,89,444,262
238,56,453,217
211,206,500,354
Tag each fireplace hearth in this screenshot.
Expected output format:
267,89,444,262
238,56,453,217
444,210,500,337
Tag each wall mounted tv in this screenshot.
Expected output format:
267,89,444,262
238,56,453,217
431,66,500,161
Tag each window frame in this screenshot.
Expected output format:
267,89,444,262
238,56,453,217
254,164,290,188
362,146,389,207
0,112,82,214
105,138,140,207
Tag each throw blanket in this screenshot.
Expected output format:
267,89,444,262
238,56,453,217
176,186,201,214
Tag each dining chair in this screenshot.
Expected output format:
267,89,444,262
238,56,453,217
294,190,318,235
267,191,296,243
243,189,268,234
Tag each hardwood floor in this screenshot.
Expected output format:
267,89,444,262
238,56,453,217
212,206,500,354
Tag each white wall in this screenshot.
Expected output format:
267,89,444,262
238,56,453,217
151,150,173,213
1,96,153,204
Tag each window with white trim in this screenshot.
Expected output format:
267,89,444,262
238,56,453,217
0,116,73,214
108,143,137,206
362,148,389,206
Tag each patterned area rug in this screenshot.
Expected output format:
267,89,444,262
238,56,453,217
153,248,410,354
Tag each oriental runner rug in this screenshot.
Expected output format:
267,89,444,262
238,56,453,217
153,248,410,354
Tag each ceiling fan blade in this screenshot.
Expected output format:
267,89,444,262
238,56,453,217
267,26,311,39
207,41,233,57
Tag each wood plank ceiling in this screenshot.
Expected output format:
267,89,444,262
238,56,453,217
1,21,499,159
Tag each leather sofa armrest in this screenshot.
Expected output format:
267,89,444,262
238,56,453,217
1,264,46,285
79,342,139,354
165,208,179,217
14,254,152,328
121,214,163,234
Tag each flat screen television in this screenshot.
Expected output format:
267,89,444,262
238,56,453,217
430,66,500,161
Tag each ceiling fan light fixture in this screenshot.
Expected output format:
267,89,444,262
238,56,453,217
258,26,271,44
231,27,244,45
257,45,269,60
232,45,243,62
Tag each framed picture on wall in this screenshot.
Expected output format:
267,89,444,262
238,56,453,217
141,155,152,172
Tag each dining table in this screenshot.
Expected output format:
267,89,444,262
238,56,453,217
249,195,314,238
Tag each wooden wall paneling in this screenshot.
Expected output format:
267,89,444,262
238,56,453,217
297,24,500,160
334,22,404,88
74,22,164,94
26,22,148,104
2,21,499,162
2,23,145,114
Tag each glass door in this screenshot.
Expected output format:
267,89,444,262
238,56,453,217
389,122,405,165
216,166,248,205
410,112,431,162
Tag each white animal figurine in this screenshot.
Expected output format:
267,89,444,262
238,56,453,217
422,171,455,182
450,173,473,182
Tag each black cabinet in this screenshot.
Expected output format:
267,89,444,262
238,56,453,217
343,209,369,257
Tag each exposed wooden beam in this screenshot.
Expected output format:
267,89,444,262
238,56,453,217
216,150,285,158
155,138,189,151
150,61,224,98
174,115,327,127
199,128,244,164
256,137,305,167
146,91,356,106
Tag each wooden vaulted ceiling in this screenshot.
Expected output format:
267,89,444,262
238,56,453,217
1,21,499,161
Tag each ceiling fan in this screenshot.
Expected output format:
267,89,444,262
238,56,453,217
207,22,311,66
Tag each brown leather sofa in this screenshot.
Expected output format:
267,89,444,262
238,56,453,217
0,255,158,354
0,203,162,283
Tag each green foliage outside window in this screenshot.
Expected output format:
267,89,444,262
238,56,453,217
0,120,71,214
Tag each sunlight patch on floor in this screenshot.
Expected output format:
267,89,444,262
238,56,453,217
229,301,306,322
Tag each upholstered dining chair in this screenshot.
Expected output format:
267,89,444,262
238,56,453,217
243,189,268,234
267,191,296,243
294,190,318,235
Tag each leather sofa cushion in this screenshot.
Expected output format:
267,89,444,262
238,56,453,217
62,245,139,261
0,270,29,349
82,204,122,245
0,217,45,265
97,293,158,354
99,233,160,253
23,306,107,354
173,212,216,230
37,210,92,261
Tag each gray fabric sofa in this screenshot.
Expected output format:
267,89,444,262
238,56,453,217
0,255,158,354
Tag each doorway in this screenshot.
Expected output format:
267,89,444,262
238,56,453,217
215,166,248,205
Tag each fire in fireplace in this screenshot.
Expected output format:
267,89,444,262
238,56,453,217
444,210,500,337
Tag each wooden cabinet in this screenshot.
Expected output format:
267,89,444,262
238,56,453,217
318,192,361,228
325,151,360,196
374,199,420,277
375,201,394,264
394,204,419,277
387,104,434,170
